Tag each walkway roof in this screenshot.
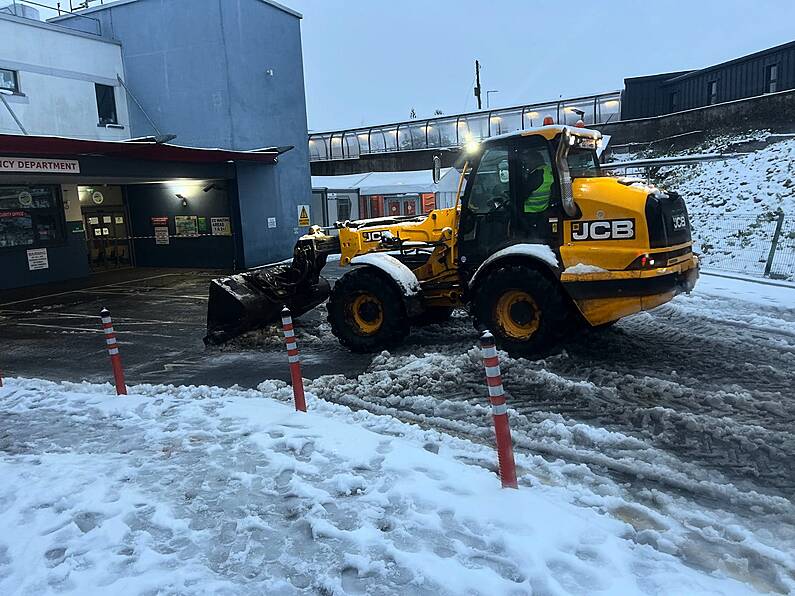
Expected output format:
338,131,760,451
312,168,460,195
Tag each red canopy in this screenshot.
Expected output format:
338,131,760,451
0,133,279,164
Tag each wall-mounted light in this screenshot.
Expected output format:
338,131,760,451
176,193,188,207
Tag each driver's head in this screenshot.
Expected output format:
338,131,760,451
525,151,547,172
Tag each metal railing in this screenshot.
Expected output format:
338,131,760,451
0,0,103,35
308,91,621,161
691,211,794,280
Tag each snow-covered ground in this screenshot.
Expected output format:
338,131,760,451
1,377,769,595
2,274,794,594
608,132,795,279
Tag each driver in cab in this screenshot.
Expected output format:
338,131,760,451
521,152,553,214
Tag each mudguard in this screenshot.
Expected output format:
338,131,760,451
349,253,424,317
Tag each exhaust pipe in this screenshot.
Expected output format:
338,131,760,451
555,127,578,218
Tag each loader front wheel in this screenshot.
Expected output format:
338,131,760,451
473,265,567,357
328,267,409,352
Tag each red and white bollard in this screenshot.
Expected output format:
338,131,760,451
100,308,127,395
281,307,307,412
480,331,518,489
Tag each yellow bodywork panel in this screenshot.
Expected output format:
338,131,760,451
336,207,462,306
337,207,458,263
561,177,652,271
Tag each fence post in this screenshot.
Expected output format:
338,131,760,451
764,210,786,277
100,308,127,395
281,307,307,412
479,331,518,489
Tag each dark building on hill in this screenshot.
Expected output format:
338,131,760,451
622,40,795,120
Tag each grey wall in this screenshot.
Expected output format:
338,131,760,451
0,220,89,291
311,149,459,176
597,88,795,146
235,161,298,266
126,183,236,269
56,0,312,267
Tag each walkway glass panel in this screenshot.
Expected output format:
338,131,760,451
309,91,621,160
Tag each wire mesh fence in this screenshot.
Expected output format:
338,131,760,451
689,212,794,280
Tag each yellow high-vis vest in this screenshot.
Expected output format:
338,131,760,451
524,166,553,213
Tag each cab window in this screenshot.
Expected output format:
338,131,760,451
465,148,511,214
567,147,599,177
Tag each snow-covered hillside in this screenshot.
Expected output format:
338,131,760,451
609,132,795,278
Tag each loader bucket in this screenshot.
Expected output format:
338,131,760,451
203,265,330,345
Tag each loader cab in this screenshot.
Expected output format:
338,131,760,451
458,132,571,273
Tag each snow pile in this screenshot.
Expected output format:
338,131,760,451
0,378,765,594
564,263,609,274
612,132,795,278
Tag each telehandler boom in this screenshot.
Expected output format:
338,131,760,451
205,125,698,356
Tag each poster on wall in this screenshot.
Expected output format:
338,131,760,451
26,248,48,271
175,215,199,236
197,217,209,234
154,227,170,245
102,215,112,224
210,217,232,236
151,216,169,226
267,217,277,229
88,217,99,225
115,216,124,224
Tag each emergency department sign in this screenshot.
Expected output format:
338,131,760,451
0,157,80,174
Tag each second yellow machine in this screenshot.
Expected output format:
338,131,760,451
205,124,698,356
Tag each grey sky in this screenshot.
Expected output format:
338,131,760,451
286,0,795,132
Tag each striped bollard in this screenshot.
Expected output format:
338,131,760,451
100,308,127,395
281,307,307,412
480,331,518,489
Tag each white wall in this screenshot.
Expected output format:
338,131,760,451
0,14,130,140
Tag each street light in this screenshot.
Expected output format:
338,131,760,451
486,90,499,109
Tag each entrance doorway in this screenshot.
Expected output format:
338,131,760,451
78,185,132,271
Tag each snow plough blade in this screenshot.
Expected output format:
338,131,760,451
204,231,339,345
203,264,330,345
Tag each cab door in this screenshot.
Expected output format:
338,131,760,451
514,135,561,248
458,143,517,273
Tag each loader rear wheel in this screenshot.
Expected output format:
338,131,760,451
328,267,409,352
473,265,567,357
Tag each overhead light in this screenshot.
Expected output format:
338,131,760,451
176,193,188,206
464,139,481,154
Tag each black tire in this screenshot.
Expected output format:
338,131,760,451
472,265,568,357
410,306,454,327
327,267,409,353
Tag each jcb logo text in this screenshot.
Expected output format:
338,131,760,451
362,230,385,243
571,219,635,242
